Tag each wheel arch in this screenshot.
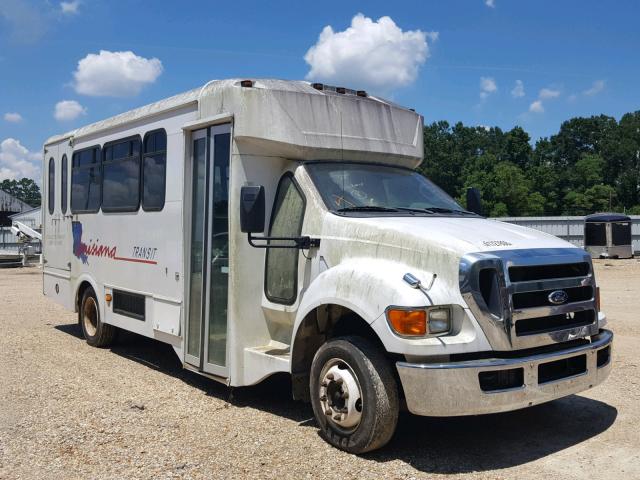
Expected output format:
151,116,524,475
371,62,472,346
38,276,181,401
290,302,391,401
74,274,100,314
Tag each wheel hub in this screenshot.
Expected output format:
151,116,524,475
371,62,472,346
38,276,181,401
319,361,363,430
83,297,98,337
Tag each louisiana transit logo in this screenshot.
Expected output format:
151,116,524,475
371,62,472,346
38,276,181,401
72,221,157,265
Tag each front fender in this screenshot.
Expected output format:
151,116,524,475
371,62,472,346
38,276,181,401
293,258,431,341
292,257,491,358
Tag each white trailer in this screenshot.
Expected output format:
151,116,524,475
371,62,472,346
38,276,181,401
43,79,613,453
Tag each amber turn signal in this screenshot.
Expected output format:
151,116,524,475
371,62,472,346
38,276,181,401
387,309,427,336
105,293,112,305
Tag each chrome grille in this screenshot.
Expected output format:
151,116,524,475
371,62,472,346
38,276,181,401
460,248,599,350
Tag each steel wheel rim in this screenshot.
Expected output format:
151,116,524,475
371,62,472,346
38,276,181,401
83,297,98,337
318,358,363,433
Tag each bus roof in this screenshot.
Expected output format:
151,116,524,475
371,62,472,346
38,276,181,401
46,79,424,167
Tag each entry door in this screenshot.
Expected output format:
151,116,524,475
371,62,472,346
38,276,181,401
185,124,231,377
44,143,72,271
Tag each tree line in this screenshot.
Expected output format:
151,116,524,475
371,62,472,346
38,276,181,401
419,111,640,216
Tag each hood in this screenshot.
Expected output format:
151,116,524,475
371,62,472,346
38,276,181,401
323,215,577,258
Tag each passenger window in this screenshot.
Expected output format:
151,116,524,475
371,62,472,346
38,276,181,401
102,137,141,212
142,129,166,211
48,157,55,215
71,147,101,213
265,174,305,304
61,155,68,214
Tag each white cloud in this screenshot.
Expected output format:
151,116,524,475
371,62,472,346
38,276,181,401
73,50,163,97
511,80,525,98
479,76,497,99
485,0,496,7
60,1,80,15
4,112,23,123
584,80,605,96
54,100,87,121
0,138,41,182
529,100,544,113
539,88,560,99
304,13,434,91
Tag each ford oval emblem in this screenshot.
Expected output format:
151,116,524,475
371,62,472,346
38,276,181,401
548,290,569,305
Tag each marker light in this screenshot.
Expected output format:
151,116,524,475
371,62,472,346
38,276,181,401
105,293,112,305
387,309,427,336
240,79,254,88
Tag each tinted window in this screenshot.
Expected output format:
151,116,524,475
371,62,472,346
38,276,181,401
71,147,101,213
265,174,305,304
142,130,166,211
585,222,606,246
48,157,55,214
61,155,68,214
102,137,141,212
612,222,631,246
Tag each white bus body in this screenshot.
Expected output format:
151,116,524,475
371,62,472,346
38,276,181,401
43,79,612,453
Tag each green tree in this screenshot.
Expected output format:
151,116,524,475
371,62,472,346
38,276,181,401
0,178,41,207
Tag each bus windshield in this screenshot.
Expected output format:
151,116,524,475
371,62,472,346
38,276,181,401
305,162,470,215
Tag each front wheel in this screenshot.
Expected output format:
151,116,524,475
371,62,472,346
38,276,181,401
310,336,399,454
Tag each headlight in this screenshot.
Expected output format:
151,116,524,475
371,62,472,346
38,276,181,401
427,307,451,334
386,306,451,337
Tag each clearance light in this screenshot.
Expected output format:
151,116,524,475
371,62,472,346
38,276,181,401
387,309,426,336
240,79,254,88
356,90,368,97
105,293,112,306
312,83,324,91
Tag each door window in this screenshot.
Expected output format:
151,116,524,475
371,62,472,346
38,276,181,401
48,157,55,214
61,155,68,214
265,174,305,304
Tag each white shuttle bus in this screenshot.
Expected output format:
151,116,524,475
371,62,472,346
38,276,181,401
43,79,613,453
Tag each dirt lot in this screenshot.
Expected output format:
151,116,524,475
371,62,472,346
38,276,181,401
1,259,639,480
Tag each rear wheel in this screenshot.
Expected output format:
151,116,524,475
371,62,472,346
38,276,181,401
79,287,116,347
310,336,399,454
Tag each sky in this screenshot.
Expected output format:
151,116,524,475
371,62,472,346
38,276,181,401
1,0,639,182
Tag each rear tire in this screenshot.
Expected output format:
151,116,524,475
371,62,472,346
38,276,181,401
310,336,399,454
79,287,116,348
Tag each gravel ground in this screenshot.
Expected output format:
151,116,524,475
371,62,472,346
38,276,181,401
1,259,639,479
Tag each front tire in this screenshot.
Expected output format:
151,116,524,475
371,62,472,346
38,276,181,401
79,287,116,348
310,336,399,454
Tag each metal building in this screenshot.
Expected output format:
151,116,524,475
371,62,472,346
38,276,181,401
0,189,32,226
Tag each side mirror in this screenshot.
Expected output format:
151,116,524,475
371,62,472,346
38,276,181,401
240,185,265,233
466,187,483,215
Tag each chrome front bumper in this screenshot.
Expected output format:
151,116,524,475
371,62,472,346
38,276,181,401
397,329,613,417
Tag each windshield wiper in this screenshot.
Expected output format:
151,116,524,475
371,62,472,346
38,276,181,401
426,207,477,215
336,206,400,213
